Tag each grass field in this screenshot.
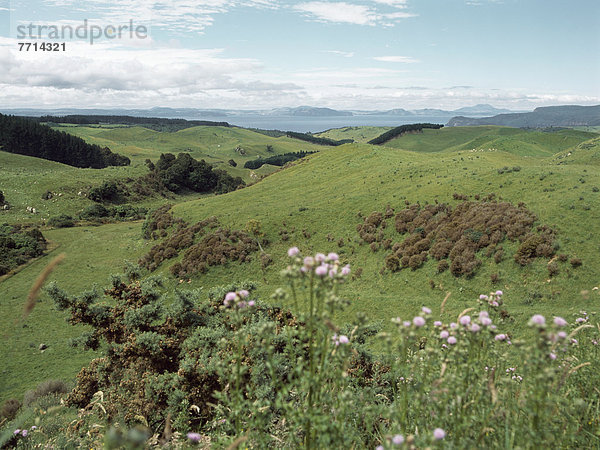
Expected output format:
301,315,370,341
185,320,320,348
315,125,392,143
1,124,600,406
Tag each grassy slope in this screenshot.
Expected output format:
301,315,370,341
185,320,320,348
51,125,328,181
1,125,599,404
315,126,392,143
383,126,597,156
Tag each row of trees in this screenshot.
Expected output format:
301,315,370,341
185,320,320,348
0,114,130,168
285,131,353,146
368,123,444,145
243,151,317,170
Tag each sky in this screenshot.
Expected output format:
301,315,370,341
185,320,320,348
0,0,598,110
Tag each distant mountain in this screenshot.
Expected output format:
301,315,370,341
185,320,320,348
266,106,353,117
447,105,600,127
453,104,514,115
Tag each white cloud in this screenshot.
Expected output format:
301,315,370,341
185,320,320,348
373,55,419,63
323,50,355,57
294,1,415,26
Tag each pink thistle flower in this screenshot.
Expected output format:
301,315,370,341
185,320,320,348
413,316,426,327
287,247,299,257
315,264,328,277
481,317,492,326
491,301,499,307
433,428,446,440
238,290,249,298
248,300,255,307
327,252,339,261
440,330,449,339
479,311,489,319
303,256,315,268
339,335,349,344
315,253,326,263
187,432,202,442
392,434,405,445
441,343,448,349
495,290,503,296
576,317,586,323
447,336,457,345
459,315,471,326
341,264,351,276
558,331,567,339
479,294,488,300
14,429,20,435
450,322,458,329
403,321,411,327
495,334,507,341
470,323,481,333
549,353,557,360
553,316,567,327
529,314,546,326
376,446,384,450
434,320,442,327
21,430,28,437
422,306,432,314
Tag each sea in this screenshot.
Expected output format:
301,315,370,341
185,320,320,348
177,114,454,133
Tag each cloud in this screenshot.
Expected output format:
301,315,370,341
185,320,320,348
294,1,415,26
322,50,354,58
373,55,419,63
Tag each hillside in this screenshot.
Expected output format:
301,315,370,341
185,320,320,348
2,126,599,407
382,126,597,156
447,104,600,127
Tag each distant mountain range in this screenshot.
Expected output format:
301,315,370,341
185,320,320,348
0,104,522,119
447,105,600,127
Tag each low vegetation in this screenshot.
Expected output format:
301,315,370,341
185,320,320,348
368,123,444,145
243,151,317,169
0,223,46,275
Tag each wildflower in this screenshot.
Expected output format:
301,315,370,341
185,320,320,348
459,315,471,326
553,316,567,327
376,446,384,450
332,334,349,346
529,314,546,326
470,323,481,333
341,264,351,276
576,317,586,323
413,316,426,327
495,290,503,296
303,256,315,268
224,292,237,305
479,294,488,300
440,330,449,339
422,306,432,314
481,317,492,326
238,289,249,298
403,321,411,327
434,320,442,327
21,430,28,437
549,352,557,360
441,343,448,349
14,429,20,435
491,301,499,307
433,428,446,440
447,336,457,345
557,331,567,339
187,432,202,442
315,253,326,263
327,252,339,261
495,334,507,341
30,426,37,430
315,264,328,277
450,322,458,329
329,268,337,278
392,434,405,445
479,310,489,319
247,300,255,307
288,247,299,257
571,338,578,345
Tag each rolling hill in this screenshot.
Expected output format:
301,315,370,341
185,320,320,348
1,124,599,406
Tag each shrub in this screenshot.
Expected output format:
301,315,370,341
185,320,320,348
437,259,449,273
88,181,121,202
23,379,69,407
79,204,110,220
48,214,75,228
570,257,583,268
547,261,560,277
0,190,4,205
0,398,21,420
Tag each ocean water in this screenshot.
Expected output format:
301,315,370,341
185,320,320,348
178,114,454,133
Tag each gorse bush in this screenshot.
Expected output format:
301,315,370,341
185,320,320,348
23,380,69,407
42,249,600,448
0,223,46,275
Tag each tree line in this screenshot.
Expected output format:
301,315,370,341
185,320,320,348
243,151,317,169
0,114,130,168
367,123,444,145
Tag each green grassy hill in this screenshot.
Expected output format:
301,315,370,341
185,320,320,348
51,124,328,177
315,126,392,143
1,125,599,405
382,125,597,156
